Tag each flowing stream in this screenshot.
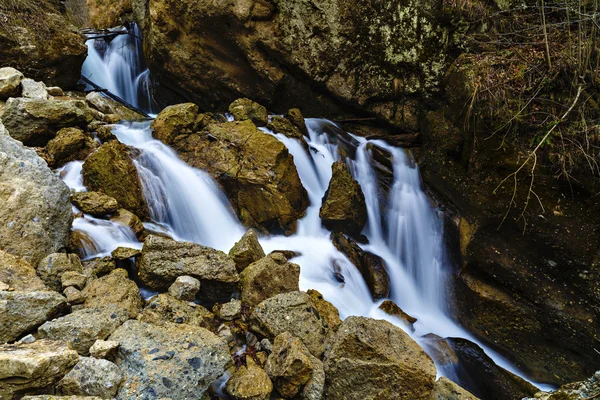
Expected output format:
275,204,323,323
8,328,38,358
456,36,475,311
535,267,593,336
67,25,555,396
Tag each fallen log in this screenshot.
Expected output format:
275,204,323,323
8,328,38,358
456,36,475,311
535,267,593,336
80,75,152,119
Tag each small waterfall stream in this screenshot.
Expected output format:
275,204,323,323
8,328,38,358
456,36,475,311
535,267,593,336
67,24,555,396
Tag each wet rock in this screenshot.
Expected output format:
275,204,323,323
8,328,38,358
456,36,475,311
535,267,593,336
0,67,23,99
21,78,49,99
320,161,367,236
239,253,300,310
0,250,47,292
151,102,198,144
214,299,242,321
85,92,115,115
46,128,98,168
267,116,303,139
307,289,342,331
110,208,146,240
71,192,119,217
226,357,273,400
95,125,116,142
1,98,93,147
250,291,329,358
229,98,268,127
138,235,238,303
168,275,201,301
109,320,232,399
67,231,97,259
0,122,72,265
89,340,119,360
229,229,266,272
111,247,141,260
82,141,150,220
285,108,309,137
81,257,115,279
265,332,324,400
331,232,390,300
323,316,436,400
82,268,143,318
153,114,309,234
0,340,78,399
56,357,122,398
37,253,83,292
137,293,214,329
428,377,479,400
61,271,87,290
0,291,68,343
38,307,129,355
379,299,417,328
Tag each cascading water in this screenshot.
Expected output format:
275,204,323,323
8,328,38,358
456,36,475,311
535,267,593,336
69,28,557,397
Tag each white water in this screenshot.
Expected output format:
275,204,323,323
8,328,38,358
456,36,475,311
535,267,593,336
70,29,557,394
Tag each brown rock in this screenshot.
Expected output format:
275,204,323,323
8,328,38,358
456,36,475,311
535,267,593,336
229,229,266,272
137,293,214,329
36,253,83,292
71,192,119,217
379,299,417,327
0,250,47,292
46,128,98,167
226,358,273,400
82,268,143,318
307,289,342,331
110,208,146,240
229,98,268,127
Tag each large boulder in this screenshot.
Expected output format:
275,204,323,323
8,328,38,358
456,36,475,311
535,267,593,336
138,235,239,303
137,293,214,329
0,1,87,89
320,161,367,236
71,192,119,217
0,122,72,265
45,127,98,168
109,320,232,399
0,67,23,99
0,98,93,147
0,250,47,292
151,108,309,234
323,316,436,400
239,252,300,310
36,253,83,292
81,268,143,318
82,140,150,220
56,357,123,398
0,340,79,399
0,291,68,343
250,291,330,358
38,307,129,355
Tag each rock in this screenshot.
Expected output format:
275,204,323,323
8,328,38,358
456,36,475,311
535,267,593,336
523,371,600,400
239,253,300,310
56,357,122,398
17,334,36,344
320,161,367,236
138,235,238,303
323,316,436,400
428,377,479,400
285,109,309,136
61,271,87,290
81,257,115,279
95,125,116,142
168,275,201,301
137,293,214,329
0,250,47,292
151,110,309,234
82,141,150,220
0,340,78,399
307,289,342,331
89,340,119,360
38,307,129,355
21,78,49,99
109,320,232,399
110,209,146,240
36,253,83,292
67,231,98,259
265,332,324,400
0,67,23,99
0,281,9,291
46,128,98,168
227,357,273,400
71,192,119,217
229,229,266,272
111,247,142,260
22,396,103,400
267,115,304,140
215,299,242,321
82,268,143,318
150,102,198,144
85,92,115,115
47,87,65,97
331,232,390,300
0,98,93,147
63,287,85,305
229,98,268,127
0,122,72,265
0,291,68,343
250,291,329,358
379,299,417,328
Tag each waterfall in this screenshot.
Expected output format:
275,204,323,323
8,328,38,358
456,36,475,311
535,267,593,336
70,27,556,395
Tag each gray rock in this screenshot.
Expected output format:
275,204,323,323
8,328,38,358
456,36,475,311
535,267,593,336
57,356,123,398
0,290,68,343
37,253,84,292
168,275,201,301
109,320,232,399
250,291,329,358
38,307,129,355
0,339,78,399
0,97,93,147
21,78,49,99
0,67,23,99
0,121,72,266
